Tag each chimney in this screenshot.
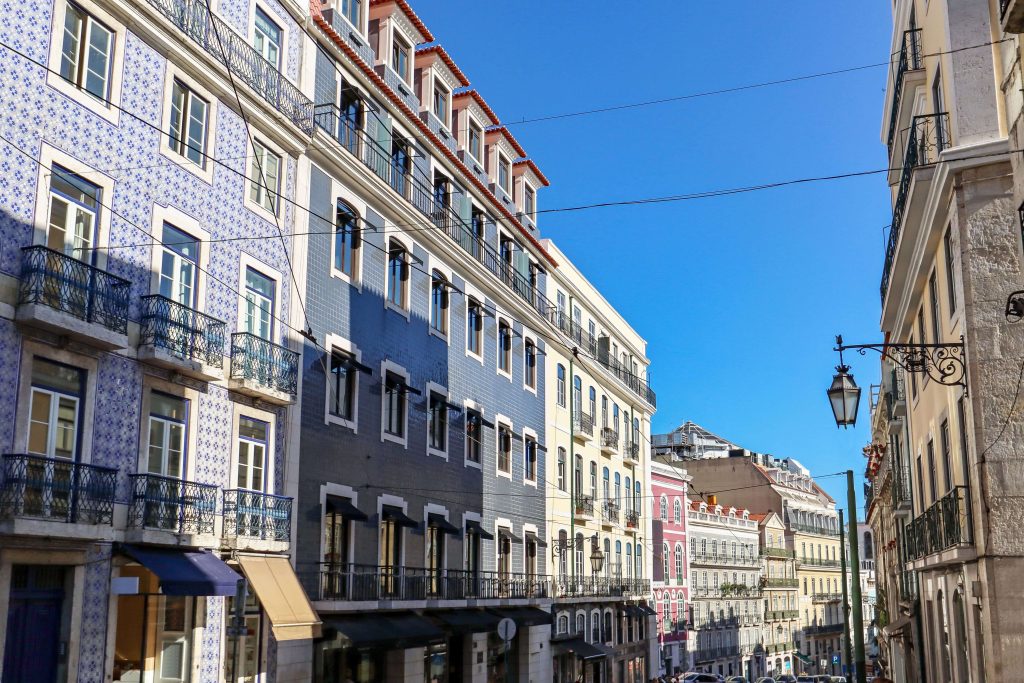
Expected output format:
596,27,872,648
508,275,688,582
708,494,718,506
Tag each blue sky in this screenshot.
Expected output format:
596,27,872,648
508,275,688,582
414,1,893,512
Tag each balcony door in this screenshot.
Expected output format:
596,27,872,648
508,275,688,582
235,417,267,492
159,223,198,307
378,517,401,598
23,359,83,518
46,167,98,260
154,596,193,683
144,393,187,530
242,267,274,340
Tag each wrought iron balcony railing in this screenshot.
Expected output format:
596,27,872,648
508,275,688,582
144,0,313,133
0,453,116,525
19,246,131,334
812,592,843,603
140,295,227,368
907,485,973,560
767,641,796,654
797,556,841,568
574,494,594,516
625,509,640,529
625,442,640,462
313,563,549,601
804,622,844,635
892,457,913,508
763,577,799,588
694,645,740,662
765,609,799,621
573,412,594,438
127,473,217,535
761,547,795,559
602,501,620,524
222,488,292,542
789,521,840,537
601,427,618,450
886,29,923,151
689,552,760,567
881,112,950,301
229,333,298,397
552,575,649,598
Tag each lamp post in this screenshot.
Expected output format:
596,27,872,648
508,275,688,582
827,342,862,429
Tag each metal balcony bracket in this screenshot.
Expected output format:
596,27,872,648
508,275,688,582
835,336,967,390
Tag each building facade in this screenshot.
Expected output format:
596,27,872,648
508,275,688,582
543,241,657,683
0,0,319,679
756,512,799,678
866,0,1024,681
650,460,690,678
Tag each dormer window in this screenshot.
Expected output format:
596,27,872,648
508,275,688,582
392,35,410,82
341,0,360,27
433,85,449,128
498,154,511,194
468,123,482,162
524,184,535,219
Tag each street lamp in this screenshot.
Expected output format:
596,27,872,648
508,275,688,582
590,542,605,574
827,358,861,429
554,532,604,573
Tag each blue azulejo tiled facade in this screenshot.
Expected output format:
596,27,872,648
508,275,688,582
0,0,315,677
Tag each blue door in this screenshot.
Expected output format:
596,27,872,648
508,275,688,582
3,565,66,683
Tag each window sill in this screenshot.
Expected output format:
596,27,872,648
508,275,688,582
464,458,482,470
497,368,513,382
427,446,448,460
382,431,407,448
428,327,449,344
46,74,121,126
523,477,537,488
465,349,484,365
385,300,411,321
330,268,362,291
496,468,512,480
325,413,358,432
244,194,282,225
523,383,537,396
160,148,215,185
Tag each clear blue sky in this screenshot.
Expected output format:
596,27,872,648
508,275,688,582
414,1,893,513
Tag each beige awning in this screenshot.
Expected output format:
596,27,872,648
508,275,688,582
238,555,321,641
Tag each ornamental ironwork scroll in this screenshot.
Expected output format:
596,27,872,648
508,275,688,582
835,338,966,389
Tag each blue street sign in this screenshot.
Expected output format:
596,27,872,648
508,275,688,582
832,654,840,665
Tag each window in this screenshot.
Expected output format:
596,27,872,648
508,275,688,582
659,496,667,521
334,201,360,278
927,439,937,503
574,455,583,496
147,392,187,477
58,0,114,99
168,79,208,167
498,154,511,194
392,35,410,82
498,320,512,374
524,185,535,219
930,271,940,343
470,208,484,259
338,82,362,153
329,351,357,421
46,166,99,257
387,241,409,309
588,387,596,418
430,272,449,336
497,424,512,474
944,227,957,312
589,461,597,499
253,7,282,67
524,436,537,482
556,364,566,406
28,358,83,459
243,267,274,339
557,614,569,635
465,410,482,464
466,298,483,356
428,392,447,453
673,498,682,524
524,339,537,389
236,416,268,491
573,376,583,416
940,419,952,493
159,223,198,306
391,137,410,196
248,140,281,214
468,123,482,162
383,372,407,438
602,467,610,501
557,447,566,491
341,0,360,26
433,85,449,127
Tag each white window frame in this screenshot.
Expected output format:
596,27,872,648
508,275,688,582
137,378,199,482
467,116,484,164
494,414,512,480
243,135,286,222
237,252,283,343
46,0,125,123
496,314,513,380
230,403,276,493
523,181,536,219
497,152,511,194
149,205,210,311
159,64,217,183
390,28,412,85
384,233,414,319
327,176,368,288
380,360,410,448
463,399,484,470
248,2,288,74
427,258,454,343
522,332,538,394
324,333,361,432
463,281,485,364
425,381,449,460
433,78,450,129
522,426,538,487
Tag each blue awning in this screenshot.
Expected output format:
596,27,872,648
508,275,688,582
121,545,242,596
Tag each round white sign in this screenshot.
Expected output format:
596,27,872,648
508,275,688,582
497,617,517,642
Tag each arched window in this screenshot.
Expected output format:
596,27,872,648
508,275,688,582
624,476,632,512
662,543,670,579
674,544,683,578
573,375,582,414
334,200,360,278
556,365,566,406
635,543,642,578
615,541,622,577
614,472,621,507
660,495,668,521
602,467,610,501
634,480,641,510
673,498,682,524
602,610,612,644
557,614,569,634
625,544,633,578
576,612,585,634
588,386,596,418
558,530,568,577
604,538,612,577
430,270,449,335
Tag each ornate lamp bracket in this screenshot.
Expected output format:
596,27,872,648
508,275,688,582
834,335,967,389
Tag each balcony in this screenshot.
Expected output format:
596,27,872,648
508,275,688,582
767,640,796,654
804,622,844,635
222,489,292,551
552,575,650,599
0,454,116,534
320,7,374,66
886,29,923,154
601,501,620,527
228,333,299,404
138,295,226,381
600,428,618,454
892,458,913,511
695,645,740,662
624,509,640,530
625,442,641,464
880,112,950,302
761,547,795,559
314,564,549,602
907,485,973,562
765,609,799,621
127,473,217,539
763,577,799,589
574,494,595,520
573,412,594,442
797,557,841,568
16,246,131,349
811,593,843,604
788,521,839,538
144,0,313,133
592,351,657,408
1002,0,1024,34
690,552,760,567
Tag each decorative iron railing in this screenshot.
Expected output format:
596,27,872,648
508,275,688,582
626,442,640,462
689,552,761,567
694,645,741,661
222,489,292,542
811,592,843,603
552,575,650,598
907,485,972,559
144,0,313,133
573,412,594,438
602,501,620,524
886,29,923,151
765,610,799,621
230,333,298,396
140,294,227,368
625,509,640,528
798,556,841,568
19,246,131,334
761,547,795,558
789,521,841,537
763,577,799,588
600,427,618,450
892,456,913,508
881,112,950,301
127,473,217,535
313,563,549,601
0,453,116,524
574,494,594,516
804,622,844,635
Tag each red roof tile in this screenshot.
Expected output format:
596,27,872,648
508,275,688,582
369,0,434,42
415,45,470,87
513,158,550,187
485,125,527,158
453,89,500,126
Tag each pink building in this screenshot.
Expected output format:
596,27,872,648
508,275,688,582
651,460,690,676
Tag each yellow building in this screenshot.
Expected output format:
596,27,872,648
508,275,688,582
756,512,799,678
